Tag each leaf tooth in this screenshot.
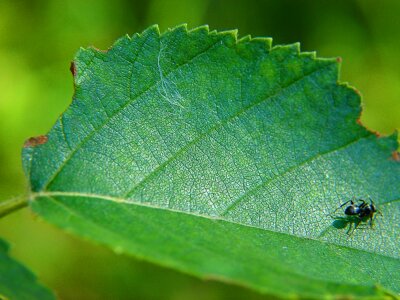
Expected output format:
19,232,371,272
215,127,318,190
219,28,238,39
123,33,131,41
164,23,189,36
129,32,141,44
207,29,237,47
171,23,189,32
272,42,301,54
108,34,132,52
299,51,339,66
270,43,297,58
271,43,338,70
188,24,210,35
142,23,161,37
247,37,273,51
238,34,252,43
268,43,300,63
299,51,317,60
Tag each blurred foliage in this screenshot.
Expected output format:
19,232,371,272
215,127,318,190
0,0,398,299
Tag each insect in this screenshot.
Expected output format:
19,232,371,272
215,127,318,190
331,198,381,235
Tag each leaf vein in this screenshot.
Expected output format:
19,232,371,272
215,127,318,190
220,134,372,216
124,63,336,198
42,38,224,191
32,192,398,261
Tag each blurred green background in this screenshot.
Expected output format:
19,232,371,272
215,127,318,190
0,0,399,299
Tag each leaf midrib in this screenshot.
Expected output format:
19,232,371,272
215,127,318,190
38,126,377,230
30,190,397,262
47,195,331,292
32,192,398,300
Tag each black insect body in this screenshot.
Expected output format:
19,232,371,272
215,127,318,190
343,199,377,218
333,198,381,235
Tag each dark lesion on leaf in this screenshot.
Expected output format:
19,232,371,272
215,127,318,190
70,62,77,77
391,151,400,162
356,118,381,137
23,135,48,148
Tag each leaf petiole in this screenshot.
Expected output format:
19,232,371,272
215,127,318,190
0,195,29,218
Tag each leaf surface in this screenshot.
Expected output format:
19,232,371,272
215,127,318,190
0,238,55,300
23,25,400,299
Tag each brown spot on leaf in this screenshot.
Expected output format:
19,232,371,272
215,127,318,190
356,118,381,137
353,88,361,96
336,56,342,63
24,135,48,148
392,151,400,161
70,62,76,76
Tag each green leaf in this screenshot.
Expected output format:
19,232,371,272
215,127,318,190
22,25,400,299
0,238,55,300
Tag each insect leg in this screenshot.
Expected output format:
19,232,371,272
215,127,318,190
369,215,374,229
346,221,354,235
354,218,362,231
357,199,367,208
368,197,374,205
340,200,353,208
329,200,352,217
